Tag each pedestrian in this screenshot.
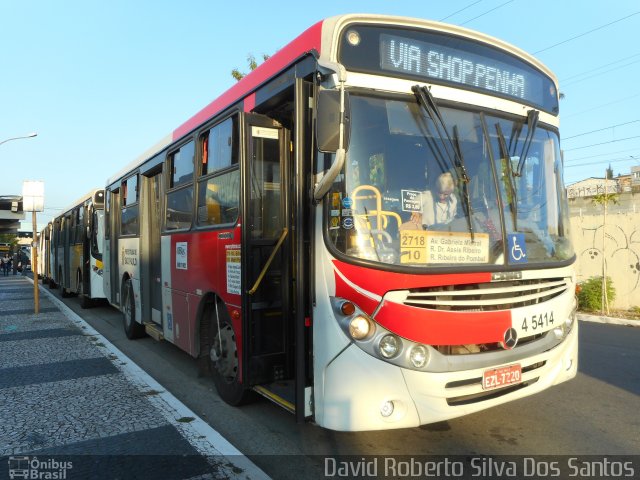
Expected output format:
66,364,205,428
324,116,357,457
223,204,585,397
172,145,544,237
12,252,18,275
1,254,9,276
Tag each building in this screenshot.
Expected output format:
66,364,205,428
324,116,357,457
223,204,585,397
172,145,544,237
631,166,640,192
566,177,618,199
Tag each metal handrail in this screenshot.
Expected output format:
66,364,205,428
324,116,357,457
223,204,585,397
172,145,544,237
248,227,288,295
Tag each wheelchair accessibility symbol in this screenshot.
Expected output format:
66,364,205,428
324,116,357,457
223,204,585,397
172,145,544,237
508,233,528,263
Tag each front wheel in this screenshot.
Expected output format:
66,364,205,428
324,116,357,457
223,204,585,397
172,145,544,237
209,304,250,405
123,279,145,339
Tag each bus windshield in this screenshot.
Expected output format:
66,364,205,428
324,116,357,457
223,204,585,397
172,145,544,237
326,93,574,268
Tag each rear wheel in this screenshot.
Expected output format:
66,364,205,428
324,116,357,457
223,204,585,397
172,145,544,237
78,271,92,309
208,302,250,405
123,279,145,339
60,269,71,297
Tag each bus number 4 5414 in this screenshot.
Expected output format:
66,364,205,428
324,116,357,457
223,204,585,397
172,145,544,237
521,311,554,332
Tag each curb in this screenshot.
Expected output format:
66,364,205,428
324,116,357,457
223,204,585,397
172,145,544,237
28,276,270,480
577,313,640,327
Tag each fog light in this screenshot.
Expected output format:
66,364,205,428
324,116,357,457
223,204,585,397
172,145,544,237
553,326,564,339
409,345,428,368
380,400,394,417
565,314,574,331
379,335,400,358
349,315,372,340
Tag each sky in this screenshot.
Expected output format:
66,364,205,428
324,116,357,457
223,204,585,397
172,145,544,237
2,0,639,230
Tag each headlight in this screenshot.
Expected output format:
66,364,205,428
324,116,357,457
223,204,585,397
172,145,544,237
379,334,401,358
409,344,428,368
553,326,565,339
349,315,372,340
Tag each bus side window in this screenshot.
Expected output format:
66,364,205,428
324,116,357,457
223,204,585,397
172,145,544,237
197,116,239,226
121,174,140,236
166,140,195,230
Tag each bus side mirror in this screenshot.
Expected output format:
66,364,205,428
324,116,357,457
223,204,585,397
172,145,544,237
316,90,350,153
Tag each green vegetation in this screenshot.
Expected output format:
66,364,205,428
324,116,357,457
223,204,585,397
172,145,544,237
577,276,616,312
231,53,270,81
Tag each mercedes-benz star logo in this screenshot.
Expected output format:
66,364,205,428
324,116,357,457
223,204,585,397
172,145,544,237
503,328,518,349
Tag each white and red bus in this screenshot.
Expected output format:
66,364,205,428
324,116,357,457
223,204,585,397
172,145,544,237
104,14,577,431
47,189,106,308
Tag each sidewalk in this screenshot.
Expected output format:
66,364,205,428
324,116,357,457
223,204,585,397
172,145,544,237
0,275,268,480
577,312,640,327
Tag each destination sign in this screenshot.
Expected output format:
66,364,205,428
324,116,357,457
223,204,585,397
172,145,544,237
339,25,558,114
381,33,533,100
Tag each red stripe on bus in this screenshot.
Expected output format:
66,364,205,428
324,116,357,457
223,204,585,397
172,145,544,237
375,301,511,345
244,93,256,112
332,259,492,297
334,269,381,316
173,20,323,140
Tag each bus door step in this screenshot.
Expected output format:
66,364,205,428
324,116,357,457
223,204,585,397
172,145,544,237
144,322,164,341
253,381,295,414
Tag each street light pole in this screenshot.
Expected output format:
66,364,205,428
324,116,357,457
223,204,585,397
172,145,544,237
0,132,37,147
32,210,39,314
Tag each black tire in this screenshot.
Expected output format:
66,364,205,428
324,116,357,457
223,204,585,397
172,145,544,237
60,268,71,297
123,279,145,339
78,271,92,309
208,301,250,405
80,295,93,309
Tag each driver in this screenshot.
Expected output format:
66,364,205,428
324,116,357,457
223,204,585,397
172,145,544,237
408,172,458,229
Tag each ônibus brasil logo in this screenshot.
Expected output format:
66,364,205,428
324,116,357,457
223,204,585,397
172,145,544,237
8,456,72,479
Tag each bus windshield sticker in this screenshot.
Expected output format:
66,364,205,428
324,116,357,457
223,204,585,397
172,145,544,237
401,230,489,264
507,233,528,263
401,190,422,212
225,245,241,295
176,242,188,270
251,126,279,139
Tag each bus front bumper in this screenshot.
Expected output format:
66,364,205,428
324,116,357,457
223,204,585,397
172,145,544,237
318,322,578,432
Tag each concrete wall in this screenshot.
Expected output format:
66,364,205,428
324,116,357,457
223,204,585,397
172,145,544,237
569,193,640,309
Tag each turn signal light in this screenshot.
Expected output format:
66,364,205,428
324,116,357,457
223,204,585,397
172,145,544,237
340,301,356,316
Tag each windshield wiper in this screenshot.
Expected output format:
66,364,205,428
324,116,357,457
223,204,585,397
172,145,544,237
452,125,474,239
410,86,456,178
515,109,539,177
494,121,519,230
412,85,470,183
412,85,473,236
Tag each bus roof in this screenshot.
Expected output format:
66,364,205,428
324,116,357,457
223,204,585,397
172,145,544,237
106,13,558,187
57,188,104,217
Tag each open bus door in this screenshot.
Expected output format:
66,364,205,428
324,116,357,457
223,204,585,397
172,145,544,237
241,113,297,412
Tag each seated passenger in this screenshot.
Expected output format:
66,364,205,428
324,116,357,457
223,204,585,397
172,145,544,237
407,172,458,229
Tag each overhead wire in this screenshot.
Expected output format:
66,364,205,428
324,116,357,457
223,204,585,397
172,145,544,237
564,156,640,169
533,11,640,54
560,53,640,82
439,1,483,21
563,147,640,164
563,120,640,140
459,0,514,26
561,93,640,119
563,135,640,152
563,58,640,87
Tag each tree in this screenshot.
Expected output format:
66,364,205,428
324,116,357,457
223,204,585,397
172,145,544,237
231,53,271,81
606,163,614,179
0,233,17,245
592,191,619,315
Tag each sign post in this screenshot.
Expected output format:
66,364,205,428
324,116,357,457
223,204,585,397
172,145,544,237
22,181,44,314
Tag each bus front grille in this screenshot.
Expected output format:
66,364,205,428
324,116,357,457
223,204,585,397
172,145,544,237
404,277,569,311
